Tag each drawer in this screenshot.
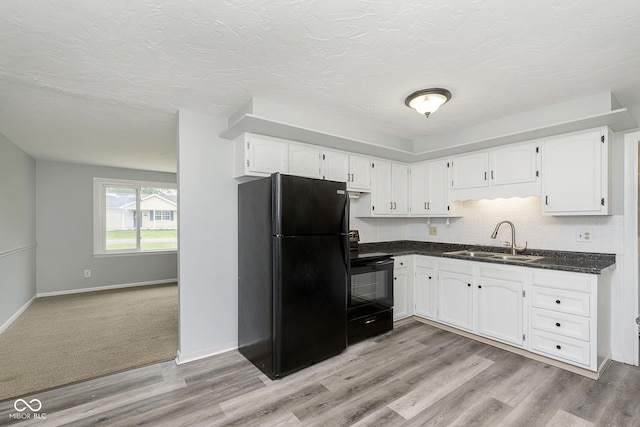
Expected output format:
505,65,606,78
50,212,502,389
531,286,590,317
415,256,435,269
532,270,592,293
531,308,590,341
530,330,591,367
347,309,393,346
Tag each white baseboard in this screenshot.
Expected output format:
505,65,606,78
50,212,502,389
0,296,35,334
36,278,178,298
175,341,238,365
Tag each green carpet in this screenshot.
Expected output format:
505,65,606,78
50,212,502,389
0,283,178,402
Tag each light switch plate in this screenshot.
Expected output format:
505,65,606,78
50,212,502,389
429,226,437,236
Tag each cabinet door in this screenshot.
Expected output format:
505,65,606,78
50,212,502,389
437,271,473,331
322,150,349,182
414,266,435,319
410,163,428,215
391,163,408,215
426,159,450,215
490,142,538,186
248,136,288,175
349,155,372,191
476,278,523,346
451,152,489,190
289,144,322,178
372,160,392,215
393,256,412,320
542,128,606,215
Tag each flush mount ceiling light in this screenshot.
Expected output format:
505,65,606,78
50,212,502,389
405,88,452,118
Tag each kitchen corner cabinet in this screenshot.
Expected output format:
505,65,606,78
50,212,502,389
410,159,461,217
393,256,413,320
289,143,322,179
414,256,436,319
436,260,474,331
541,126,612,216
476,264,524,347
234,133,288,178
372,160,408,215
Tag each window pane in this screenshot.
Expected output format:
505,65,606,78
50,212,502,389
140,187,178,251
105,187,137,250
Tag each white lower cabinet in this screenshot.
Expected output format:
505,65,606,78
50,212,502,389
393,256,413,321
414,257,436,319
476,265,524,347
528,269,610,374
402,254,610,377
436,260,474,332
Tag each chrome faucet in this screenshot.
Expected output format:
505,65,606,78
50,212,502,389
490,220,527,255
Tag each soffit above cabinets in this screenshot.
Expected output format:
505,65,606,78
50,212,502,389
221,94,637,163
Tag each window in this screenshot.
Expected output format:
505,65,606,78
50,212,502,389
94,178,177,255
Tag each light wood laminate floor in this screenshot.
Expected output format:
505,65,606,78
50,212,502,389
1,320,639,426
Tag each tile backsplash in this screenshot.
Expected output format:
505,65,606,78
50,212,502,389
350,196,623,254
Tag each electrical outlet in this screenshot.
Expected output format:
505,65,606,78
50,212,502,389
576,230,592,243
429,226,438,236
84,269,91,278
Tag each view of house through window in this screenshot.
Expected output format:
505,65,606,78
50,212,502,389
101,182,178,253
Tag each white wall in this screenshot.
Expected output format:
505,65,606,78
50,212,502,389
0,132,36,330
176,109,238,362
35,160,177,294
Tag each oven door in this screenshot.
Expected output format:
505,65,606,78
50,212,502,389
348,258,394,309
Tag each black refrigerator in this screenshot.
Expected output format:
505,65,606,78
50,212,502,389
238,173,349,379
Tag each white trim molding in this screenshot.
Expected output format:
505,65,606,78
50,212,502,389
0,296,35,334
0,243,37,259
37,278,178,298
623,131,640,366
175,342,238,365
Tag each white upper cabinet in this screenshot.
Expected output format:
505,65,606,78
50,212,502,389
234,133,289,178
321,149,349,182
348,154,372,191
450,141,541,200
371,160,408,215
541,126,612,216
450,152,489,190
410,159,461,217
490,142,538,186
289,143,322,179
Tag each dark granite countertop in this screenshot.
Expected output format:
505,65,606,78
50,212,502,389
358,241,615,275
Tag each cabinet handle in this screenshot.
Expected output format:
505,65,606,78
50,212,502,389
555,299,561,304
424,202,427,209
400,262,403,266
393,202,397,209
390,202,393,209
484,171,487,180
555,322,561,327
351,173,354,182
428,276,432,280
427,202,430,210
467,283,471,287
478,285,482,289
365,318,376,325
491,170,494,180
556,345,562,350
347,173,351,182
545,196,549,205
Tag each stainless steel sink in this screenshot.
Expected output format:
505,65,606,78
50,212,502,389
445,250,543,263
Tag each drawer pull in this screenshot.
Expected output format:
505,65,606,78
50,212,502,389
555,299,561,304
478,285,482,289
468,283,471,287
365,318,376,325
555,322,561,327
556,345,562,350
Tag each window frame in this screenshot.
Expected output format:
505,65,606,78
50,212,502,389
93,177,177,256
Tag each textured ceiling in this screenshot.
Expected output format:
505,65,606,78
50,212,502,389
1,0,640,172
